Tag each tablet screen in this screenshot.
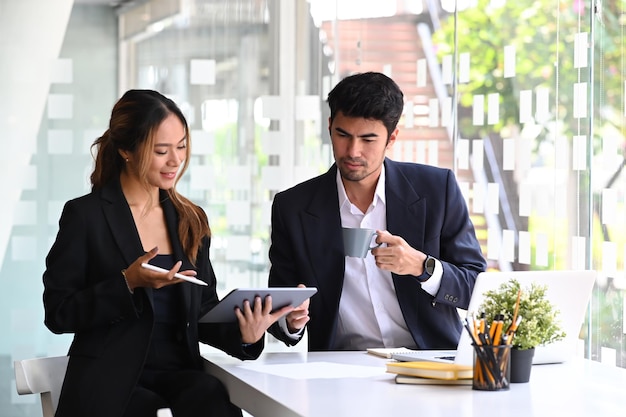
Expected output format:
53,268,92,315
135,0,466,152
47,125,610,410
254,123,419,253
199,287,317,323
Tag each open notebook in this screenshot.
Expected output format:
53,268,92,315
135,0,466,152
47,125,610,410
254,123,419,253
388,270,596,366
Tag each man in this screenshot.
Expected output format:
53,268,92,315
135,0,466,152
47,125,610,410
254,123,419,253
268,72,486,351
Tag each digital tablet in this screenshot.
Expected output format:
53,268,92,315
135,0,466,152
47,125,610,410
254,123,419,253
199,287,318,323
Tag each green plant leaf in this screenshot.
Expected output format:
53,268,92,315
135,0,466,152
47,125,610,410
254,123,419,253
478,279,565,350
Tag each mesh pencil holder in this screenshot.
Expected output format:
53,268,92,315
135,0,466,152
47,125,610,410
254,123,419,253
472,343,511,391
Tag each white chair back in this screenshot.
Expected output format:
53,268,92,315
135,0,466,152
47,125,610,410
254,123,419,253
14,355,69,417
15,357,173,417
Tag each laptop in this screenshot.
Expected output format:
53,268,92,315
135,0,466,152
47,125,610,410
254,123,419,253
391,270,597,366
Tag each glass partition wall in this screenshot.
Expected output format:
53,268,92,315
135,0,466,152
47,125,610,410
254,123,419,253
1,0,624,414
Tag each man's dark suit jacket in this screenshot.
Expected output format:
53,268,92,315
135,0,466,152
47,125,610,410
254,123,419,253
43,180,261,417
268,158,486,351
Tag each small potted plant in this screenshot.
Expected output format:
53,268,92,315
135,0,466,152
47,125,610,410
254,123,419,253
478,278,565,382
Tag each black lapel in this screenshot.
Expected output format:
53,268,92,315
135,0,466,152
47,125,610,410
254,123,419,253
100,180,145,266
384,159,426,252
301,165,345,310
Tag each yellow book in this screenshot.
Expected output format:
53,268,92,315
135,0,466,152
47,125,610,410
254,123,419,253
386,361,473,380
394,374,472,385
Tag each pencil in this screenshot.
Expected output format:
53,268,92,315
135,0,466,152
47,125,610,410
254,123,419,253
511,290,521,327
492,315,504,346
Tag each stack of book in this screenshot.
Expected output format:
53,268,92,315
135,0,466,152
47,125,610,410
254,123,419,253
386,361,473,385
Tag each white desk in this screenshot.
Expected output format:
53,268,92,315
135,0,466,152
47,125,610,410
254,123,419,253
203,351,626,417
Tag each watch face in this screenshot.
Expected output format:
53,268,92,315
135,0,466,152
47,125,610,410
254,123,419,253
425,257,435,275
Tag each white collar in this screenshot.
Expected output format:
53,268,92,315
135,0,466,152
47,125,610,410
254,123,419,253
336,163,386,211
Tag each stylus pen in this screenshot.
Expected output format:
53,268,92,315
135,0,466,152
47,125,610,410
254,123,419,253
141,263,208,286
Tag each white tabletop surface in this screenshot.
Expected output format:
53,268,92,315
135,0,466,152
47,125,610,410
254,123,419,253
203,350,626,417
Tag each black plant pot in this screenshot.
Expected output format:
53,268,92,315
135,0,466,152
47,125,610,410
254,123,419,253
510,347,535,383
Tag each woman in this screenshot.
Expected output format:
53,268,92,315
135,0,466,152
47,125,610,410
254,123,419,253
43,90,291,417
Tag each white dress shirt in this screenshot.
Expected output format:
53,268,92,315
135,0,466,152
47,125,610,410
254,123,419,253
332,166,418,349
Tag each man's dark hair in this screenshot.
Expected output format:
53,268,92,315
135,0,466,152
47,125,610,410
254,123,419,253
327,72,404,137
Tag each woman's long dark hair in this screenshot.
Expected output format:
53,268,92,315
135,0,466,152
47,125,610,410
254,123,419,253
90,90,209,264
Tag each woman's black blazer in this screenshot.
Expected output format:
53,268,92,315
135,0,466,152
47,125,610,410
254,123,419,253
43,179,261,417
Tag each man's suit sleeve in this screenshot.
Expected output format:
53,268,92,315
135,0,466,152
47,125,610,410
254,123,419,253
430,169,486,309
